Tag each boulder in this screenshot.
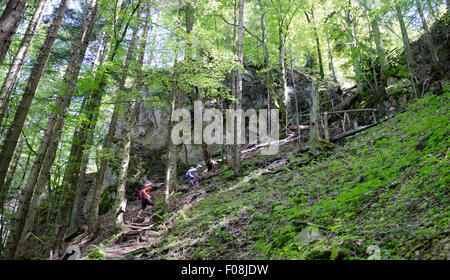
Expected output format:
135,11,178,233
294,226,325,244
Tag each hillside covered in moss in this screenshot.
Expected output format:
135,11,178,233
113,92,449,261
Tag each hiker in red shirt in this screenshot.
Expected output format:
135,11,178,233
137,181,157,218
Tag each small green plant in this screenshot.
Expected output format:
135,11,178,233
221,169,235,181
84,244,106,260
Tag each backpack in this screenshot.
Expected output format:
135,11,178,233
185,167,194,180
137,189,143,200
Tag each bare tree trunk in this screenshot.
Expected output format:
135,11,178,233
305,10,324,80
76,0,142,240
0,137,24,252
89,28,140,235
0,54,22,137
10,0,99,260
325,28,337,82
371,18,387,87
0,137,27,257
163,0,185,213
289,45,301,148
362,0,387,88
395,3,418,97
309,80,320,154
278,25,288,130
115,3,151,229
233,0,244,178
112,27,139,230
0,137,23,207
0,0,46,114
257,0,272,130
163,101,178,214
345,8,363,92
0,0,29,67
0,2,69,254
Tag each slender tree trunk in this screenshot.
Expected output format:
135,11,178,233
371,17,387,87
289,45,301,148
363,0,387,88
233,0,244,178
163,0,185,213
278,25,288,130
112,27,139,230
115,3,151,229
325,28,337,82
163,98,179,214
0,1,69,247
345,9,363,92
0,57,23,136
0,137,24,255
305,10,324,80
0,139,28,257
395,3,418,97
71,0,142,240
309,80,320,154
0,0,29,67
89,28,140,235
257,0,272,130
230,0,237,171
9,0,99,260
0,0,46,113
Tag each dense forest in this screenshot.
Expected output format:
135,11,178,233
0,0,448,260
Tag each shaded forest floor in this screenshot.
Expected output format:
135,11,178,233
79,92,449,260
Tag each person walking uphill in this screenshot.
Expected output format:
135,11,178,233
137,181,160,218
185,164,203,190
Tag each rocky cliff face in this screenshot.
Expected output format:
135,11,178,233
375,17,449,116
125,67,343,169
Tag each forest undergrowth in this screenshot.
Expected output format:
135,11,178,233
84,91,449,260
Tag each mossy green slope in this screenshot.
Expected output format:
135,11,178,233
130,92,449,260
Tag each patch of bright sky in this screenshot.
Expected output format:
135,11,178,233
44,0,82,16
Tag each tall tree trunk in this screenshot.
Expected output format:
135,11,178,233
0,137,24,215
345,9,363,92
114,3,151,229
0,1,69,245
163,0,185,213
362,0,387,88
257,0,272,130
0,0,29,67
395,3,418,97
88,28,140,235
163,98,179,214
68,0,141,241
325,28,337,82
0,136,24,256
305,10,324,80
309,80,320,154
112,27,139,230
278,25,288,130
0,137,28,257
233,0,244,178
8,0,99,260
289,45,301,148
0,0,47,114
371,17,387,87
0,54,22,138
